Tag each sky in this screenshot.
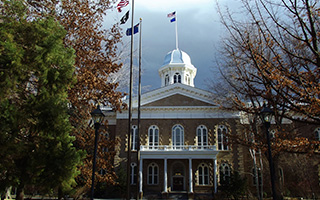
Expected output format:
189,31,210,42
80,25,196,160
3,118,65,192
105,0,239,92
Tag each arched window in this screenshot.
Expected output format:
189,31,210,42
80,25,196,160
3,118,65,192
99,168,107,175
165,74,169,86
252,167,262,186
198,163,209,185
197,125,208,148
270,129,276,139
149,125,159,149
100,132,109,152
100,132,109,139
219,163,231,183
315,127,320,140
217,125,229,150
172,124,184,149
174,73,181,83
148,163,159,185
130,163,137,185
131,125,138,150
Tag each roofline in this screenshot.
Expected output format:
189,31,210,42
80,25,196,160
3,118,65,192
128,83,215,107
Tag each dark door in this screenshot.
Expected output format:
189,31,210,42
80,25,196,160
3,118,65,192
173,176,184,191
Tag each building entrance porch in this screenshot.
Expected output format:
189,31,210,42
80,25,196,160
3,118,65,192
139,146,219,197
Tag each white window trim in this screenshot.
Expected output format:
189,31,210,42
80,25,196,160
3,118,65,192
197,125,208,147
197,163,210,186
219,163,231,182
131,125,138,151
130,162,137,185
218,125,229,150
174,72,181,83
149,125,159,148
147,163,159,185
172,124,184,148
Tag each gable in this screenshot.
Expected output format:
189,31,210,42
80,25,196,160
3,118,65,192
143,94,215,107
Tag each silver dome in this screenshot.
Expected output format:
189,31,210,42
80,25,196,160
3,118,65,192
161,49,192,67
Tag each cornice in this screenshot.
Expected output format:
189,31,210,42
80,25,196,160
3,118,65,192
131,83,215,107
140,106,215,111
115,106,239,119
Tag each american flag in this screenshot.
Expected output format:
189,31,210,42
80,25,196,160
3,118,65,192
117,0,129,12
167,11,176,18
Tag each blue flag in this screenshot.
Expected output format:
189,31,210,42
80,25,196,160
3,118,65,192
126,23,139,36
168,11,176,23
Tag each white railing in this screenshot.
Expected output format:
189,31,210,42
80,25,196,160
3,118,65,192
140,145,216,151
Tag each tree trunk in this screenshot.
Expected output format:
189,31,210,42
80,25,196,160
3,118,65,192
251,149,261,200
258,150,264,199
16,185,24,200
58,186,63,200
273,158,283,200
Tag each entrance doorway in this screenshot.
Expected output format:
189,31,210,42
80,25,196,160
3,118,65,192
171,161,185,191
173,176,184,191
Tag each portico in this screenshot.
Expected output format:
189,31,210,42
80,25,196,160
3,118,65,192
139,145,219,195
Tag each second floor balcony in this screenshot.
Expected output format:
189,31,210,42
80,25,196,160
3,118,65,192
140,145,216,151
140,145,219,159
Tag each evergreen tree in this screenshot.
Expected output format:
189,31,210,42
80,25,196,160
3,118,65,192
25,0,125,194
0,1,84,199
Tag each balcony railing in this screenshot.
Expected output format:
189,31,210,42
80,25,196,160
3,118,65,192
140,145,216,151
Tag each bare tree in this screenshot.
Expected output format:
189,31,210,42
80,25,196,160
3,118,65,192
213,0,320,198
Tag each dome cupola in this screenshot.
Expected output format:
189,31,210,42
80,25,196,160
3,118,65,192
158,49,197,87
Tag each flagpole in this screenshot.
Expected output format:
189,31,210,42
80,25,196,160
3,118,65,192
136,17,142,200
175,13,178,49
126,0,134,199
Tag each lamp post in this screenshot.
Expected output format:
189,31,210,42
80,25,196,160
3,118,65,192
259,104,276,200
90,105,105,200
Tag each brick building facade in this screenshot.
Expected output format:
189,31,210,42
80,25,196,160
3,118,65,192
104,49,320,199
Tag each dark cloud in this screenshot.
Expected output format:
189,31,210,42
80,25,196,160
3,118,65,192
109,1,229,92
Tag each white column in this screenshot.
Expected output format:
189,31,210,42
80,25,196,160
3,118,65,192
164,158,168,192
214,159,217,193
182,71,186,85
189,158,193,193
139,158,143,193
170,71,174,85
